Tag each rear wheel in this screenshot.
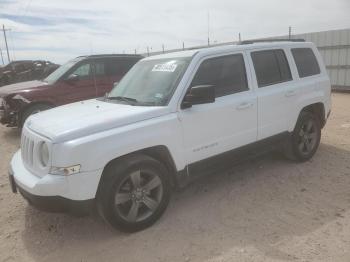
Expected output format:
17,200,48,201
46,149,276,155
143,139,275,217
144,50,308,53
97,154,171,232
284,111,321,162
20,104,52,127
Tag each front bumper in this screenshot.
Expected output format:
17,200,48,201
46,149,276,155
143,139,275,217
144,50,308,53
9,151,103,214
0,109,18,127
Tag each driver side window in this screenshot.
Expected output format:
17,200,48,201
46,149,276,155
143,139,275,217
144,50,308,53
191,54,248,98
72,63,92,79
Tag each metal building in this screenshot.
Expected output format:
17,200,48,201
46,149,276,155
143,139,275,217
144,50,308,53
293,28,350,91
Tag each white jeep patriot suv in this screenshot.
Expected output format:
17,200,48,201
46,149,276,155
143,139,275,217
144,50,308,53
9,40,331,232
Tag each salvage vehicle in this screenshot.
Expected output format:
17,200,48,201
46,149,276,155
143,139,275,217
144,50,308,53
9,40,331,232
0,54,142,127
0,60,59,87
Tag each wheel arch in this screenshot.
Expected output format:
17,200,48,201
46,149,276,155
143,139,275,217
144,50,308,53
299,102,326,128
98,145,179,191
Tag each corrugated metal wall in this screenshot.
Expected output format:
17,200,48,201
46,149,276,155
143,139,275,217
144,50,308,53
294,29,350,90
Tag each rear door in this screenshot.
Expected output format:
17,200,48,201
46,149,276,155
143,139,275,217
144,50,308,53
96,57,141,96
179,52,257,166
248,48,294,140
93,59,110,97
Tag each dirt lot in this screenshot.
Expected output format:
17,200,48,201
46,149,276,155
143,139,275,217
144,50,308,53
0,93,350,262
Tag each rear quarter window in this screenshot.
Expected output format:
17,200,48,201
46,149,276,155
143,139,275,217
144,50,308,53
291,48,320,78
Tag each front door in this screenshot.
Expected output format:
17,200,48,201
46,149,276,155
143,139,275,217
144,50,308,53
57,61,96,105
178,52,257,167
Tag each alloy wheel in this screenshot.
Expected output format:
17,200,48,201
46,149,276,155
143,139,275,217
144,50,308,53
114,170,163,223
297,119,317,155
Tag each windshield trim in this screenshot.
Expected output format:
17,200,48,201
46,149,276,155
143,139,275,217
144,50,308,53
43,57,85,84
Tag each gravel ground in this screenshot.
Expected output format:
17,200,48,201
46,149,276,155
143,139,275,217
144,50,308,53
0,93,350,262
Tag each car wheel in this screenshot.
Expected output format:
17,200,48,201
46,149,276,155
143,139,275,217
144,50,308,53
21,104,52,127
97,154,171,232
283,111,321,162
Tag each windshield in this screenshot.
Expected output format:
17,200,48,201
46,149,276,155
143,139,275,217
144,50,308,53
107,57,191,106
44,58,82,84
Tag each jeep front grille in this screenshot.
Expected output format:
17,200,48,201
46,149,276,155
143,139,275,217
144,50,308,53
21,134,35,167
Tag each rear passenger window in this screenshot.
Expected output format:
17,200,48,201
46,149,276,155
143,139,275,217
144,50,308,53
106,59,138,76
191,54,248,97
292,48,320,78
251,49,292,87
94,62,106,76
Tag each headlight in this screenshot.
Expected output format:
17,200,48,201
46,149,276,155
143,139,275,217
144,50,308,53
39,142,49,167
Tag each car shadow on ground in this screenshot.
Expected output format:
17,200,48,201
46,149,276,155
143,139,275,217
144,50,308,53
20,143,350,261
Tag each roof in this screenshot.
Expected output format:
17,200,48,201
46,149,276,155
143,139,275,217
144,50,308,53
143,41,314,61
77,54,144,59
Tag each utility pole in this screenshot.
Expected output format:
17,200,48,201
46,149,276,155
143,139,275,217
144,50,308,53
147,46,149,56
289,26,292,39
182,42,185,50
207,12,210,46
162,44,165,53
2,25,11,63
0,47,4,65
239,32,242,43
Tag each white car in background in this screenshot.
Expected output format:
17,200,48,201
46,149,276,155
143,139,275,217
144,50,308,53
9,40,331,232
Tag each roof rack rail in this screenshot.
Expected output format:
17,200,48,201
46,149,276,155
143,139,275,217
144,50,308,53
76,54,144,59
239,38,305,45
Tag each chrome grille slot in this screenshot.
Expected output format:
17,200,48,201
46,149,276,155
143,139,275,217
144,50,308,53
21,133,35,168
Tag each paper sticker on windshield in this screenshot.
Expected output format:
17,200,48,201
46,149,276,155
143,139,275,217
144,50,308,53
152,64,177,72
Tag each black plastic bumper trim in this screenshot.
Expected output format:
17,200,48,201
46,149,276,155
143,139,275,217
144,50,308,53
12,179,94,216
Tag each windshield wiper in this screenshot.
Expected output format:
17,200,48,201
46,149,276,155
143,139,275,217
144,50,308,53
107,96,138,105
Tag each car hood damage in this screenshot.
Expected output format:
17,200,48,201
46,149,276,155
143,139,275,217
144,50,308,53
26,99,170,143
0,80,48,96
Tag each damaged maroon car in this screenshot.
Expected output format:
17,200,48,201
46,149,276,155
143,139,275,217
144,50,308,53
0,60,59,87
0,54,142,127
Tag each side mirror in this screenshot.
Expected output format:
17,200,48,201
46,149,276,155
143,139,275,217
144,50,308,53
182,85,215,109
65,74,79,82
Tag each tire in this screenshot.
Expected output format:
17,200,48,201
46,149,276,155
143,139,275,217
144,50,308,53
97,154,171,232
283,111,321,162
20,104,53,127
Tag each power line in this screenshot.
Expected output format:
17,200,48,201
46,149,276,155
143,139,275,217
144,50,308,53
9,30,16,61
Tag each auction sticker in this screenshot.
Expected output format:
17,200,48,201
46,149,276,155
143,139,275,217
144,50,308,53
152,63,177,72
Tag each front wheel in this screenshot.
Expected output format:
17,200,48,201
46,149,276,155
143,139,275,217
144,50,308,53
97,154,171,232
284,111,321,162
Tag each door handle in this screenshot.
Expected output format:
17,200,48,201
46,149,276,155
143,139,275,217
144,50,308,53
285,90,296,97
236,102,253,110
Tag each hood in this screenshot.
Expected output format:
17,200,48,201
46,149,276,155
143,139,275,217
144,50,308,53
26,99,170,143
0,80,47,96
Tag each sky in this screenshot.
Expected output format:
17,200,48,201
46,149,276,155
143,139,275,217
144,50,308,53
0,0,350,64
